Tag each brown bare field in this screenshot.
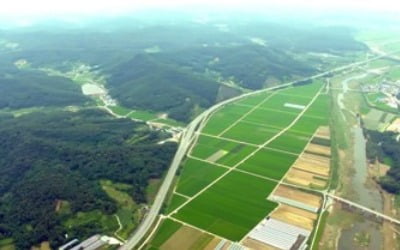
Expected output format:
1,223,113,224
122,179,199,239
293,158,330,177
273,185,322,208
206,150,228,163
315,126,330,139
242,238,280,250
270,205,316,230
161,225,208,250
301,152,330,165
203,238,222,250
306,143,331,157
285,168,327,188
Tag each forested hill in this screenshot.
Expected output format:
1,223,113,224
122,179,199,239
0,110,177,249
0,66,88,109
0,21,367,122
107,54,220,122
365,130,400,193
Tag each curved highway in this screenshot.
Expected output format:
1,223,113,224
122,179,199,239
120,52,394,250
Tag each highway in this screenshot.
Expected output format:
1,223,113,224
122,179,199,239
120,52,397,250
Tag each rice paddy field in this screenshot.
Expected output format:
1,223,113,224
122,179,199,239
173,171,279,240
146,79,331,248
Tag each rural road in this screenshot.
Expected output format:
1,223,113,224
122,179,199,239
120,52,396,250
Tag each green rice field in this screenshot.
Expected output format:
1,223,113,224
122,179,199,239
152,80,330,245
147,219,182,248
202,104,253,135
165,194,188,214
173,171,278,241
238,148,298,180
267,130,312,154
191,135,256,166
221,121,281,145
176,159,228,197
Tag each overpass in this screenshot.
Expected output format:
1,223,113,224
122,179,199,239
327,194,400,225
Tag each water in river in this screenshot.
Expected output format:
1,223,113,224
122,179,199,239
338,123,383,250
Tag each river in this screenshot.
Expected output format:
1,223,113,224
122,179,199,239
338,119,383,250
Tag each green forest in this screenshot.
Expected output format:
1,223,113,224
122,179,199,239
365,130,400,193
0,68,88,109
0,110,176,249
0,21,366,122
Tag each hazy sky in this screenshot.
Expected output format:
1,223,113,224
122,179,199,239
0,0,399,17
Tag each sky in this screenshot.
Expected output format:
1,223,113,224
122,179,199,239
0,0,399,17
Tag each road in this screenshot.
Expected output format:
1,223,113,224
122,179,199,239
120,52,396,250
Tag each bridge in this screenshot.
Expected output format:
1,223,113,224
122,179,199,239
327,194,400,225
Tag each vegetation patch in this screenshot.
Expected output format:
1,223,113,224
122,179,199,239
280,80,323,98
235,92,272,106
260,93,311,113
173,171,278,241
244,108,298,128
176,159,228,197
109,105,131,116
147,219,182,248
238,148,298,180
128,110,159,121
267,130,311,154
202,104,253,135
0,110,177,248
221,121,281,144
191,135,256,166
290,116,328,135
164,194,188,214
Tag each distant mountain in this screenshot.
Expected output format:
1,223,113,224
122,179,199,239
0,67,87,109
107,54,221,122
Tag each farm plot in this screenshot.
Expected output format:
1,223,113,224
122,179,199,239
147,219,183,249
202,104,254,135
159,225,215,250
290,115,328,135
176,158,228,197
244,108,298,128
259,93,311,114
165,194,188,214
303,94,330,119
173,171,278,241
190,135,256,167
279,80,323,98
267,130,311,154
272,185,322,210
238,148,298,180
221,121,281,145
305,143,331,157
235,92,272,106
269,204,317,231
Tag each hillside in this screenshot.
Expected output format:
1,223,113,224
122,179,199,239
0,66,87,109
107,54,221,122
0,110,177,249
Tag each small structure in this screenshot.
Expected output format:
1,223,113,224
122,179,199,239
284,103,306,110
69,235,106,250
248,218,310,250
58,239,79,250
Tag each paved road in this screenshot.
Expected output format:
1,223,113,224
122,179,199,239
120,52,395,250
